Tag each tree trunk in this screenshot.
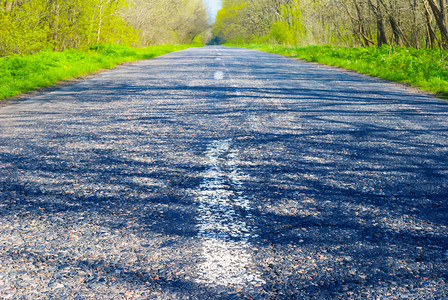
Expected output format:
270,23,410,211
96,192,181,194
51,1,60,50
5,0,12,12
388,15,402,45
386,14,410,46
347,0,375,46
426,0,448,49
368,0,388,46
411,0,420,47
377,0,409,46
441,0,448,27
97,4,103,43
424,0,438,48
376,1,388,47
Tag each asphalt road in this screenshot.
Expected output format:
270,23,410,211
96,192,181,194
0,46,447,299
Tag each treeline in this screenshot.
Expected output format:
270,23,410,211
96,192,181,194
123,0,209,46
213,0,448,49
0,0,208,56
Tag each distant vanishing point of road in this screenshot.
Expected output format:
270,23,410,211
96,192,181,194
0,46,447,298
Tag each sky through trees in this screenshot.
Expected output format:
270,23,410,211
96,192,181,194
203,0,222,22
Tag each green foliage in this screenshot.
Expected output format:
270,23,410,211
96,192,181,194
214,0,448,49
0,44,196,99
0,0,139,56
192,35,204,45
0,0,50,55
0,0,208,55
271,0,305,44
214,0,307,45
213,1,250,44
270,21,297,45
236,44,448,97
123,0,209,46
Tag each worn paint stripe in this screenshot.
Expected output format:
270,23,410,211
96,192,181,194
193,139,264,287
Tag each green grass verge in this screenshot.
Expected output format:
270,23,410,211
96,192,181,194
0,44,197,100
234,44,448,98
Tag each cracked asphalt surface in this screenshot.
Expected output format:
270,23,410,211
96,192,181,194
0,46,447,299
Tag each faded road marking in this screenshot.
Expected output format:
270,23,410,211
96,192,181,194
214,71,224,80
192,139,264,287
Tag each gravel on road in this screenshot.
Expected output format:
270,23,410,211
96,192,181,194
0,46,447,299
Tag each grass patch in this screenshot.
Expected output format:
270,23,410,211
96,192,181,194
0,44,197,100
234,44,448,98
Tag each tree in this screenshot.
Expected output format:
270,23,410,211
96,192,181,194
425,0,448,48
212,0,448,49
0,0,208,56
122,0,209,45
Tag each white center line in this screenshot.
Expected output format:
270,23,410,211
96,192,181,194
214,71,224,80
192,139,264,287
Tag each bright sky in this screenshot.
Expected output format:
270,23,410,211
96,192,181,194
202,0,222,23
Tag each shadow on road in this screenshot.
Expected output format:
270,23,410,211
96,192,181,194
0,47,447,298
